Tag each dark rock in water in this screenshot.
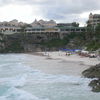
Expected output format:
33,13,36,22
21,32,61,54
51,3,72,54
89,79,100,92
82,64,100,78
82,63,100,92
89,79,99,87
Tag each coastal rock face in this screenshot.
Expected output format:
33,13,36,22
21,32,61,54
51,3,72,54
82,64,100,78
89,79,100,92
82,63,100,92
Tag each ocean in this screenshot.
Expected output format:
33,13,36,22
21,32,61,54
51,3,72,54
0,54,100,100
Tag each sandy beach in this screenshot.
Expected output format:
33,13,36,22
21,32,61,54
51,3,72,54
48,52,100,66
25,52,100,76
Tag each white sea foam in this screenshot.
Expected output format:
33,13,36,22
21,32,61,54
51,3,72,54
26,70,91,85
0,74,28,87
0,69,90,87
0,87,49,100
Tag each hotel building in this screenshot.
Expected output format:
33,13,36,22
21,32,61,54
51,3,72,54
87,13,100,27
0,19,86,40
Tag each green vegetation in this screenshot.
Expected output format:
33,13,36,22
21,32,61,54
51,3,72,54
41,38,69,48
85,24,100,51
72,22,79,27
86,41,100,51
0,39,24,53
41,24,100,51
40,32,86,49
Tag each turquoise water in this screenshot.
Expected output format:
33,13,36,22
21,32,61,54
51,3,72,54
0,54,100,100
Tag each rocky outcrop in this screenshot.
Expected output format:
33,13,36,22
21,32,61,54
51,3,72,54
82,64,100,78
82,63,100,92
89,79,100,92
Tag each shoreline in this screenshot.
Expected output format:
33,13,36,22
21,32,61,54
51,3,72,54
25,52,100,76
28,51,100,65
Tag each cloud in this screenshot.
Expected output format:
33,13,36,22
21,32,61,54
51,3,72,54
0,0,100,25
0,4,43,23
39,0,100,19
35,0,100,25
0,0,48,6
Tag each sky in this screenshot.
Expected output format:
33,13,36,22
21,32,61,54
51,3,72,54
0,0,100,26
